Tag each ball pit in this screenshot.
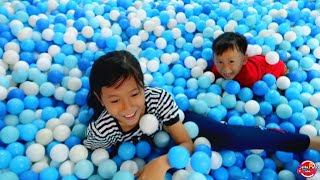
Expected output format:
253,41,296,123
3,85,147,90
0,0,320,179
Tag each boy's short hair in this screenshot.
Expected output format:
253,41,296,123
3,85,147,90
212,32,248,56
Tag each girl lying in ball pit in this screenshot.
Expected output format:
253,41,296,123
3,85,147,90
83,50,320,179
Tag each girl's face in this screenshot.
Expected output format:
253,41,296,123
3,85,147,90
98,77,145,132
214,48,247,80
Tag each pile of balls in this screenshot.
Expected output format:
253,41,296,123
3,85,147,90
0,0,320,179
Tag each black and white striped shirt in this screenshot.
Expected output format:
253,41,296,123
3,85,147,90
83,87,179,150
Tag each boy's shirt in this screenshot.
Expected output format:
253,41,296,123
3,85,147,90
212,55,287,88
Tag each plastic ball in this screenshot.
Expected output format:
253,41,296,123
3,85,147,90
184,121,199,139
69,145,88,163
120,160,138,175
154,131,170,148
26,143,45,162
112,170,134,180
50,143,69,162
98,159,117,179
276,76,291,90
245,154,264,173
9,155,31,175
0,149,12,169
224,80,240,95
168,146,190,169
74,160,94,179
59,160,74,177
190,151,211,174
244,100,260,115
276,104,293,119
0,125,19,144
118,142,136,161
91,148,109,166
139,114,159,135
299,124,317,137
310,93,320,108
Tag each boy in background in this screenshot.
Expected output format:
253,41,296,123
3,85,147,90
211,32,286,88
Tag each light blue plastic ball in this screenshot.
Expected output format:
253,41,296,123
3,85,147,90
245,154,264,173
112,170,134,180
0,171,19,180
74,160,94,179
221,150,236,167
154,131,170,148
197,75,211,89
0,126,19,144
190,151,211,174
6,142,25,157
98,159,117,179
19,124,37,142
184,121,199,139
264,90,281,105
241,113,256,126
6,98,24,115
187,172,206,180
118,142,136,160
168,146,190,169
221,94,237,109
192,100,208,114
228,116,243,126
19,109,36,124
290,112,307,128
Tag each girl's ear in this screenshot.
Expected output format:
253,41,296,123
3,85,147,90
94,92,104,106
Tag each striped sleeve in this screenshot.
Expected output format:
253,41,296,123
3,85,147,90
153,88,179,126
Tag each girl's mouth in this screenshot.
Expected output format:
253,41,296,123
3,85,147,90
124,112,136,119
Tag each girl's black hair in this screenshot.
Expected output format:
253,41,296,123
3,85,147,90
87,50,144,119
212,32,248,56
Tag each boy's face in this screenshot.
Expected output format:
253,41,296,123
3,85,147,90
97,77,145,132
214,48,247,80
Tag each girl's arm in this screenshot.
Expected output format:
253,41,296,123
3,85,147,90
135,120,194,180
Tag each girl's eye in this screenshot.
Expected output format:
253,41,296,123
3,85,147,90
132,93,139,97
111,100,119,103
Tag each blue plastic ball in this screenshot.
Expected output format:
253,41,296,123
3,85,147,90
118,142,136,160
168,146,190,169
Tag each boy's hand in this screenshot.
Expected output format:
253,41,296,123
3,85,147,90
135,155,171,180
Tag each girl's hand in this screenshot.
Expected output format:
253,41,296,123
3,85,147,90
135,155,170,180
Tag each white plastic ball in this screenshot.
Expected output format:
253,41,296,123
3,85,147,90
178,109,185,122
28,15,39,27
26,143,46,162
3,50,19,65
69,68,82,78
53,124,71,142
136,9,147,20
171,27,181,39
194,137,211,148
67,77,82,91
48,0,59,11
17,27,33,41
109,10,120,21
299,124,318,137
168,19,178,30
32,161,49,173
46,118,63,130
176,12,186,23
185,22,196,33
91,148,110,166
192,36,204,48
66,104,80,117
155,37,167,49
143,20,155,32
130,17,141,28
147,59,160,72
250,149,264,154
301,26,311,36
36,57,52,72
203,72,215,83
284,31,296,42
265,51,279,65
138,30,149,41
313,47,320,59
184,56,197,69
299,45,311,56
59,113,75,127
55,87,67,101
63,31,77,44
69,145,88,163
81,26,94,38
244,100,260,115
211,151,223,170
36,128,53,145
130,35,142,46
310,93,320,108
191,66,204,78
139,114,159,135
172,169,189,180
0,86,8,100
276,76,291,90
50,144,69,162
5,42,20,52
73,40,86,53
101,27,112,37
120,160,139,174
59,160,75,177
42,28,54,41
196,58,208,70
161,53,173,65
272,33,283,44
